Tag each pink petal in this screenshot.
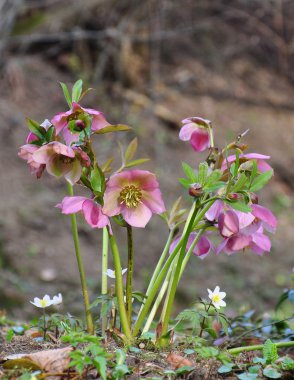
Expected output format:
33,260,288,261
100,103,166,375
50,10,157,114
141,188,166,214
26,132,38,144
205,200,224,221
56,196,87,214
62,127,80,145
181,116,211,127
179,123,198,141
227,233,252,251
235,211,255,230
82,200,109,228
216,239,229,254
257,160,272,172
51,111,71,135
193,235,212,258
51,142,75,157
251,232,271,252
102,187,122,216
218,211,239,237
122,203,152,228
190,128,210,152
251,204,277,233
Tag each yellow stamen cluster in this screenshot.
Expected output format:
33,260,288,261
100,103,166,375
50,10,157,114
67,111,83,121
212,294,221,303
119,185,142,208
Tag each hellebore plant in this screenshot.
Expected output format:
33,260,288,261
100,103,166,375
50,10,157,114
20,79,280,346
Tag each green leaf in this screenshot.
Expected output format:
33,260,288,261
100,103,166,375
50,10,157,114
224,199,252,213
218,363,234,374
204,182,226,192
125,158,150,168
250,160,258,183
263,339,278,364
237,373,259,380
231,173,249,193
116,349,126,365
263,367,281,379
281,356,294,370
182,162,197,182
90,165,105,193
93,357,107,380
175,366,195,375
198,162,208,185
6,328,14,342
250,170,273,192
93,124,132,134
26,118,44,140
72,79,83,102
59,82,72,108
179,178,191,188
124,137,138,163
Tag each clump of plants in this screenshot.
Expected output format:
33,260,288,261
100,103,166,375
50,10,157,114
12,80,293,378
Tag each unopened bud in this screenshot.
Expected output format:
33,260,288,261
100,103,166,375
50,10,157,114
250,193,258,204
75,119,86,131
189,183,203,197
227,193,239,201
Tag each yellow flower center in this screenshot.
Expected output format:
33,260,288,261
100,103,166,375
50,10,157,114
67,111,83,121
40,299,49,307
119,185,142,208
212,294,221,303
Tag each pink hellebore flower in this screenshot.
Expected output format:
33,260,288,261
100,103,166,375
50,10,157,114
217,209,273,255
205,200,225,222
56,196,109,229
51,102,109,145
179,117,211,152
221,153,272,172
18,144,45,178
103,170,166,228
33,141,90,184
169,233,213,259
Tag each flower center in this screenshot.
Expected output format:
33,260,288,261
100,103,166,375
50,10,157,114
67,111,83,121
40,299,49,307
61,156,74,164
212,294,220,303
119,185,142,208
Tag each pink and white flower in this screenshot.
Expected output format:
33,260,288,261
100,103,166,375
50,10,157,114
221,153,272,173
51,102,109,145
18,144,45,179
179,117,211,152
56,196,110,229
33,142,90,184
103,170,166,228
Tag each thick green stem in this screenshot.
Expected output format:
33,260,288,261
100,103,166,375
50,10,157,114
67,183,94,335
160,201,214,342
101,227,109,336
126,224,134,325
108,228,132,341
228,341,294,355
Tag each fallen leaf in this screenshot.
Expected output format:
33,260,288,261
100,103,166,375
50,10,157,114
167,352,193,369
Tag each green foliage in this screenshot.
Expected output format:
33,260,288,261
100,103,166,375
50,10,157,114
176,309,201,331
281,356,294,370
263,339,278,364
249,170,273,192
72,79,83,103
262,367,281,379
59,82,72,108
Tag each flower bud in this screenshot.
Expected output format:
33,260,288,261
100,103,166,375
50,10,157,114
75,119,86,131
227,193,240,201
250,193,259,204
189,183,203,198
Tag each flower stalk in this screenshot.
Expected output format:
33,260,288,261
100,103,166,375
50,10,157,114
101,227,109,336
67,183,94,334
126,224,134,325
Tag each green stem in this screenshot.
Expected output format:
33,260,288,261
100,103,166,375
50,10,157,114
126,224,134,325
133,203,199,337
228,341,294,355
67,183,94,335
108,228,132,342
160,200,214,341
101,227,109,336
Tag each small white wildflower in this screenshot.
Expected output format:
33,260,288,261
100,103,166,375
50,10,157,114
30,295,54,308
52,293,63,305
207,286,226,309
105,268,127,279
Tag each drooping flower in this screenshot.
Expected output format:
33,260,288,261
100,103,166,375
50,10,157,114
52,293,63,305
179,117,211,152
18,144,46,178
208,286,226,309
221,153,272,173
33,142,90,184
169,233,213,259
105,268,128,279
103,170,166,228
30,295,54,308
56,196,110,229
51,102,110,145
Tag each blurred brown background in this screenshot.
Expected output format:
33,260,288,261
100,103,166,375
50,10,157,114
0,0,293,319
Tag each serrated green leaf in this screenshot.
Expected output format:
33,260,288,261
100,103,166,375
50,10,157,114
125,137,138,163
72,79,83,102
90,165,105,193
59,82,72,108
125,158,150,168
198,162,208,185
26,118,44,140
250,170,273,192
263,339,278,364
182,162,198,182
93,124,132,134
263,367,281,379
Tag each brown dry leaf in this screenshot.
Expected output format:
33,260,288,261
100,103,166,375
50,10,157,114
167,352,193,369
4,347,72,379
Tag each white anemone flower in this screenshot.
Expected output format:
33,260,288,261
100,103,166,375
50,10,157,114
207,286,226,309
30,295,54,308
52,293,63,305
105,268,127,279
